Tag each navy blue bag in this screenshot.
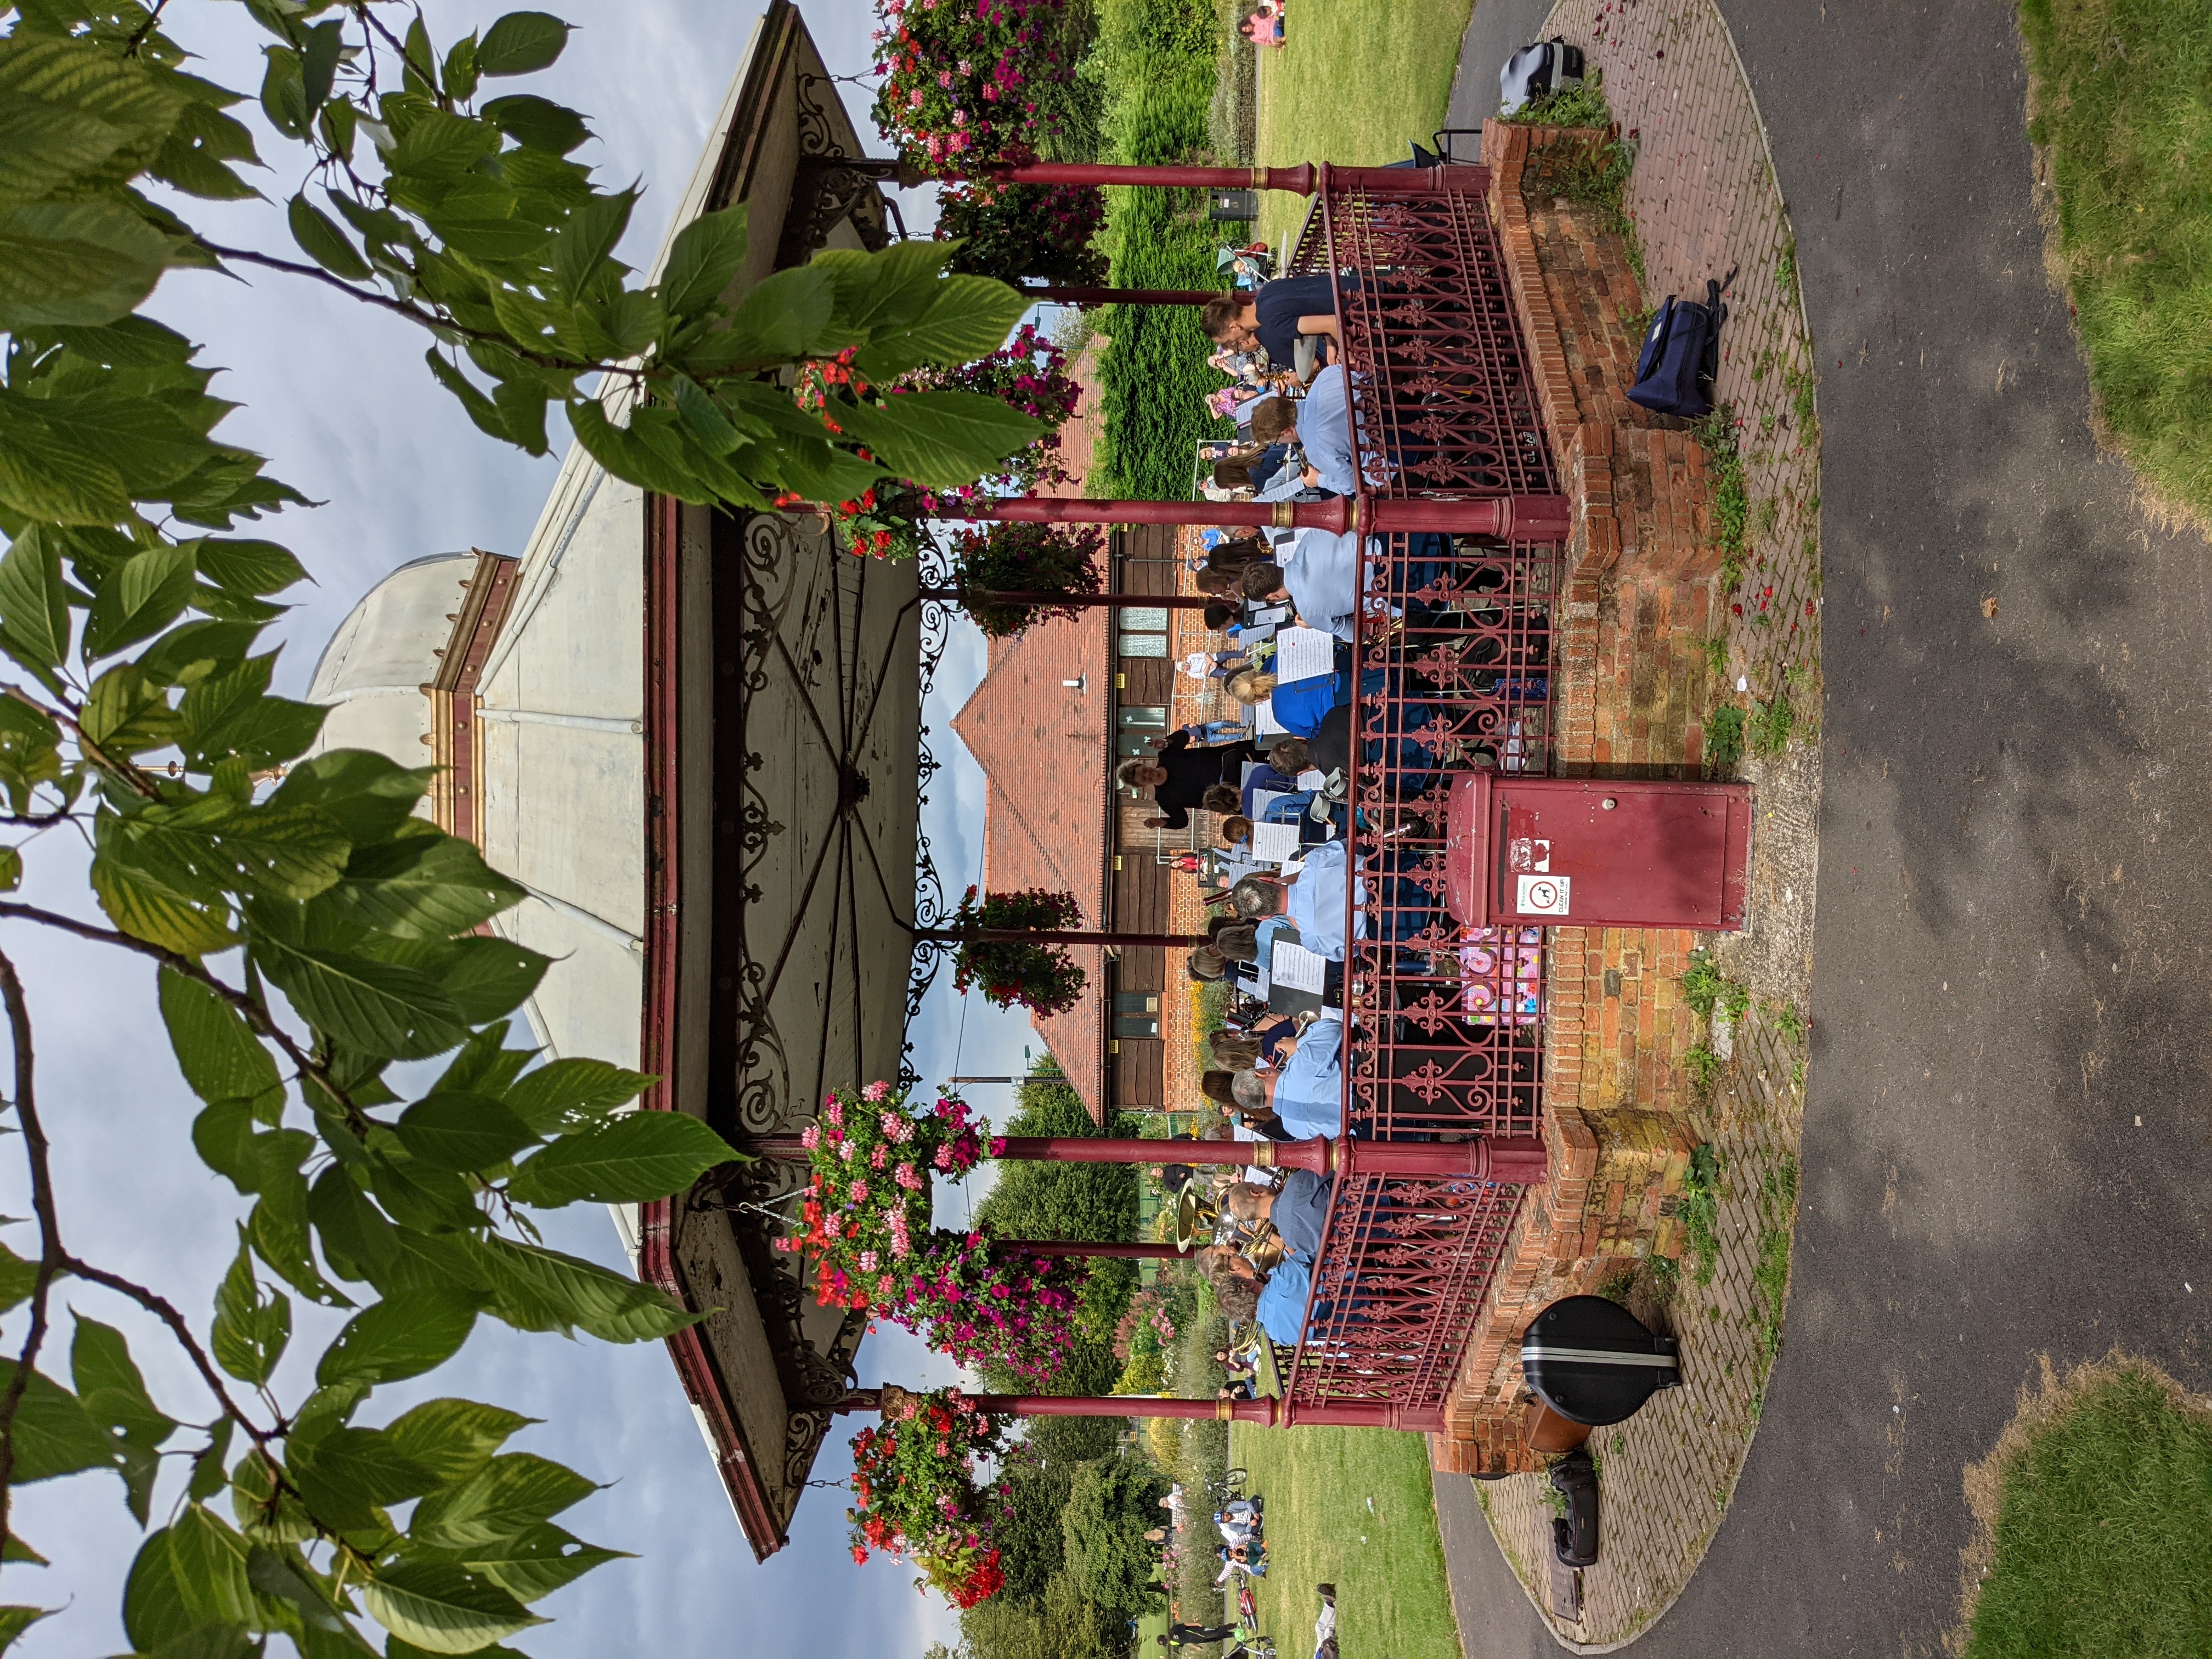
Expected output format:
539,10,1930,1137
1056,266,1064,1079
1627,275,1730,418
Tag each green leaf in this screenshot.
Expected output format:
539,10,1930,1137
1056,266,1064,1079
391,111,501,182
166,1503,256,1629
0,381,131,521
0,1361,120,1482
479,93,588,154
853,273,1027,380
91,849,235,957
0,529,69,669
70,1314,174,1446
503,1058,653,1137
150,1621,262,1659
659,204,748,317
246,1544,348,1634
249,1165,356,1308
550,188,634,302
419,935,549,1026
259,46,308,140
0,31,187,202
713,263,835,363
359,1561,545,1655
250,935,467,1060
125,1527,193,1653
382,1399,533,1490
270,750,433,844
318,835,523,941
82,541,198,659
195,538,305,597
408,1452,595,1551
670,374,745,456
299,19,345,113
138,799,352,902
363,1149,482,1236
0,197,173,330
836,390,1046,489
476,12,573,76
397,1093,539,1175
306,1165,399,1283
0,1606,51,1651
287,194,372,281
813,239,955,341
188,1419,234,1503
316,1289,481,1386
443,34,482,104
297,1425,440,1509
211,1236,289,1385
563,396,708,502
81,662,185,752
150,101,262,202
472,1233,701,1344
194,1101,264,1195
0,849,19,895
424,1522,623,1604
506,1111,737,1207
159,965,285,1115
0,1240,37,1315
0,695,61,815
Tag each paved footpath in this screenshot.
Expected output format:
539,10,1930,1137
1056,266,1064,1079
1440,2,2212,1655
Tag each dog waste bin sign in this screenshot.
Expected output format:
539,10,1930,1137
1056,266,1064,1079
1444,770,1753,930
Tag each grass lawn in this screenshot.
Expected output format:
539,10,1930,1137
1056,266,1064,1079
1250,0,1475,253
1966,1365,2212,1657
2018,0,2212,526
1227,1425,1461,1659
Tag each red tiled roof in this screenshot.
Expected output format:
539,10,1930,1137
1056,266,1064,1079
949,609,1111,1119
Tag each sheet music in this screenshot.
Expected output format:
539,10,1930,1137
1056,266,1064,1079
1269,939,1327,994
1294,768,1327,790
1248,822,1302,865
1274,625,1335,682
1248,788,1289,822
1254,697,1285,736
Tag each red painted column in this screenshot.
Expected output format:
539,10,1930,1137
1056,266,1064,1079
855,1389,1446,1433
946,494,1576,544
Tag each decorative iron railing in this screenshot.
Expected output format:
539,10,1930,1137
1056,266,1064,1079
1282,167,1562,1418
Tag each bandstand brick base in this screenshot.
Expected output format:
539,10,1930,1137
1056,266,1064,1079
1433,124,1729,1476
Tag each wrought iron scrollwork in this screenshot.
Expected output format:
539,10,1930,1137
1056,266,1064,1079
776,74,895,266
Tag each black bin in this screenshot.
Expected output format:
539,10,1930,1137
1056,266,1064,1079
1519,1295,1681,1426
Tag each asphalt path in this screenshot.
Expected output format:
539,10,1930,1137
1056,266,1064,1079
1440,4,2212,1654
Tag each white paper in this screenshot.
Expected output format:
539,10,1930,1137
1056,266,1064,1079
1269,940,1328,994
1249,822,1302,865
1249,605,1290,627
1254,697,1286,736
1274,625,1335,683
1247,789,1289,822
1294,768,1327,790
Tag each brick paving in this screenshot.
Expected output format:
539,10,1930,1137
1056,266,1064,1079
1449,0,1826,1642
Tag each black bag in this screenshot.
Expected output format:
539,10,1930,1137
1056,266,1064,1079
1498,36,1587,116
1627,275,1731,419
1549,1448,1600,1567
1520,1295,1682,1426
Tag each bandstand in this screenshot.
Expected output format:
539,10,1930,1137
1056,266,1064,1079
310,10,1605,1559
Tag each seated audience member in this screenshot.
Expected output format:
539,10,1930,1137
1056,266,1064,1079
1229,1014,1342,1139
1238,9,1283,46
1203,599,1239,631
1120,727,1264,831
1200,1070,1239,1109
1203,278,1355,382
1222,1169,1331,1260
1210,1028,1265,1071
1200,1243,1313,1348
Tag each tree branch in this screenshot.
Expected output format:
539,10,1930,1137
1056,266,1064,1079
0,948,66,1557
0,903,369,1135
191,239,628,380
57,1257,272,1451
3,686,159,803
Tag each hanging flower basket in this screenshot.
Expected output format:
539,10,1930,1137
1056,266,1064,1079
848,1386,1008,1607
936,181,1108,286
951,521,1104,637
779,1083,1084,1382
869,0,1079,175
947,886,1087,1015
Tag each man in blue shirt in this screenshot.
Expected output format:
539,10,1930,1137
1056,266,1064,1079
1222,1169,1331,1259
1254,1250,1313,1346
1229,1015,1342,1139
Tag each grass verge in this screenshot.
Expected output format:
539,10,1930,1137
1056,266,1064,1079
1965,1362,2212,1657
2018,0,2212,528
1249,0,1474,252
1228,1425,1462,1659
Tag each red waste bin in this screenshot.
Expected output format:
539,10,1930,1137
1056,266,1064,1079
1444,771,1753,931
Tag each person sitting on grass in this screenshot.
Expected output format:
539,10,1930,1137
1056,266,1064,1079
1238,8,1283,47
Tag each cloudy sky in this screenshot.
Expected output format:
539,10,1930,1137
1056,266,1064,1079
0,2,1042,1653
